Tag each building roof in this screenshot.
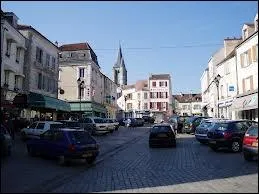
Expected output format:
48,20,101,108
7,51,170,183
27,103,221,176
17,24,58,49
244,23,255,27
59,43,91,51
173,93,202,103
149,74,171,80
113,45,127,70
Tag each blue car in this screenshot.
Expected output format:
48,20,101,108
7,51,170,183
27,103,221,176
26,128,100,165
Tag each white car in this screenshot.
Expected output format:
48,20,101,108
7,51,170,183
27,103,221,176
21,121,64,140
87,117,109,135
104,119,117,133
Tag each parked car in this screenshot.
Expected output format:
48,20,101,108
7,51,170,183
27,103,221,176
243,124,258,161
58,120,82,130
184,116,211,134
85,117,109,135
78,117,97,135
21,121,64,141
168,115,191,133
104,119,116,133
135,118,145,127
207,120,257,152
112,119,120,130
26,128,100,165
149,123,176,148
142,116,155,124
1,124,12,156
195,118,228,144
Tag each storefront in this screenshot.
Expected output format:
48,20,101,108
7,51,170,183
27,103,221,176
231,90,258,121
13,92,71,120
218,98,234,119
70,101,107,118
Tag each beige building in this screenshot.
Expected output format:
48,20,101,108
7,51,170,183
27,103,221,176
58,42,115,118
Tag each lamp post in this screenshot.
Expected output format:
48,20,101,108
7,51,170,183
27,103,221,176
213,74,221,118
77,78,85,118
124,95,127,118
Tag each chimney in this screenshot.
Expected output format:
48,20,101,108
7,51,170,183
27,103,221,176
223,38,241,57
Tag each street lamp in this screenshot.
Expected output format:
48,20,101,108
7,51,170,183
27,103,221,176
213,74,221,118
124,95,127,118
77,78,85,118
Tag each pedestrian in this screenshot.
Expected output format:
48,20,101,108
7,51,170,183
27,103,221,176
126,118,132,129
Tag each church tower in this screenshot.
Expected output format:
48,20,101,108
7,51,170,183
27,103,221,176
113,45,127,86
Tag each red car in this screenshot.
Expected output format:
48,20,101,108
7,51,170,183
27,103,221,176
243,124,258,161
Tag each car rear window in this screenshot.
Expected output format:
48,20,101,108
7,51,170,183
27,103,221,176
214,123,229,131
94,119,104,123
69,131,95,144
151,126,172,133
246,126,258,137
65,122,80,128
199,121,213,128
50,124,64,129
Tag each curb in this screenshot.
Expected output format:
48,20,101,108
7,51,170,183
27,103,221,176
25,129,150,193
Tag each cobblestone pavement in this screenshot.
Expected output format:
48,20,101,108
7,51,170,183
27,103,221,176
1,126,150,193
52,133,258,193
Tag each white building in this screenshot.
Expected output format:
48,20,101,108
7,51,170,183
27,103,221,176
173,93,203,116
149,74,172,122
231,13,258,121
58,42,109,118
1,12,26,116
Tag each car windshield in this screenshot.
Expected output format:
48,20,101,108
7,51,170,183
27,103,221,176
246,126,258,137
50,123,64,129
151,126,172,133
94,119,104,123
69,131,95,144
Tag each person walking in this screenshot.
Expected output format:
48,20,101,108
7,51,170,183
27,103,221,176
126,118,132,129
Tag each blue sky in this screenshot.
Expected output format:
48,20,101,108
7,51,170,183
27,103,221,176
2,1,258,94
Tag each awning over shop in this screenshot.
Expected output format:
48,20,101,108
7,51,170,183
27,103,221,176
70,101,107,113
27,92,71,112
231,92,258,111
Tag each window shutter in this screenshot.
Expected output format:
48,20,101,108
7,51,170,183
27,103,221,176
248,49,252,65
242,78,245,93
252,45,256,62
250,76,254,91
240,54,244,67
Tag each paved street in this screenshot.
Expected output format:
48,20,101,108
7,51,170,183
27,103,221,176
1,126,150,193
51,132,258,193
1,127,258,193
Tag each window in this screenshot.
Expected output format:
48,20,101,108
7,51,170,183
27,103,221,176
144,103,148,109
165,92,168,98
165,81,167,87
159,81,164,87
46,54,50,67
38,73,42,89
243,76,253,93
6,40,11,57
4,71,9,85
42,76,45,90
144,92,148,99
16,47,21,63
52,57,56,69
36,123,45,129
247,48,252,65
79,68,85,78
127,103,132,110
224,63,230,75
14,75,19,88
152,81,156,87
220,85,224,99
193,104,201,110
36,47,43,63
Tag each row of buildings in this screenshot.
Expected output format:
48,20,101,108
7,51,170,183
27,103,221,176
200,13,258,121
1,11,120,120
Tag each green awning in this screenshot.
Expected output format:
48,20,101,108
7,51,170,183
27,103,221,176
28,92,71,112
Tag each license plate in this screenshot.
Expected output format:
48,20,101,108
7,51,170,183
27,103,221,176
158,134,167,137
252,142,258,147
210,140,216,144
82,153,92,158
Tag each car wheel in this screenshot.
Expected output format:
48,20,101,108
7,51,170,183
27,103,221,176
27,145,36,157
86,156,96,164
210,145,218,152
231,140,241,153
244,152,253,161
58,155,70,166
